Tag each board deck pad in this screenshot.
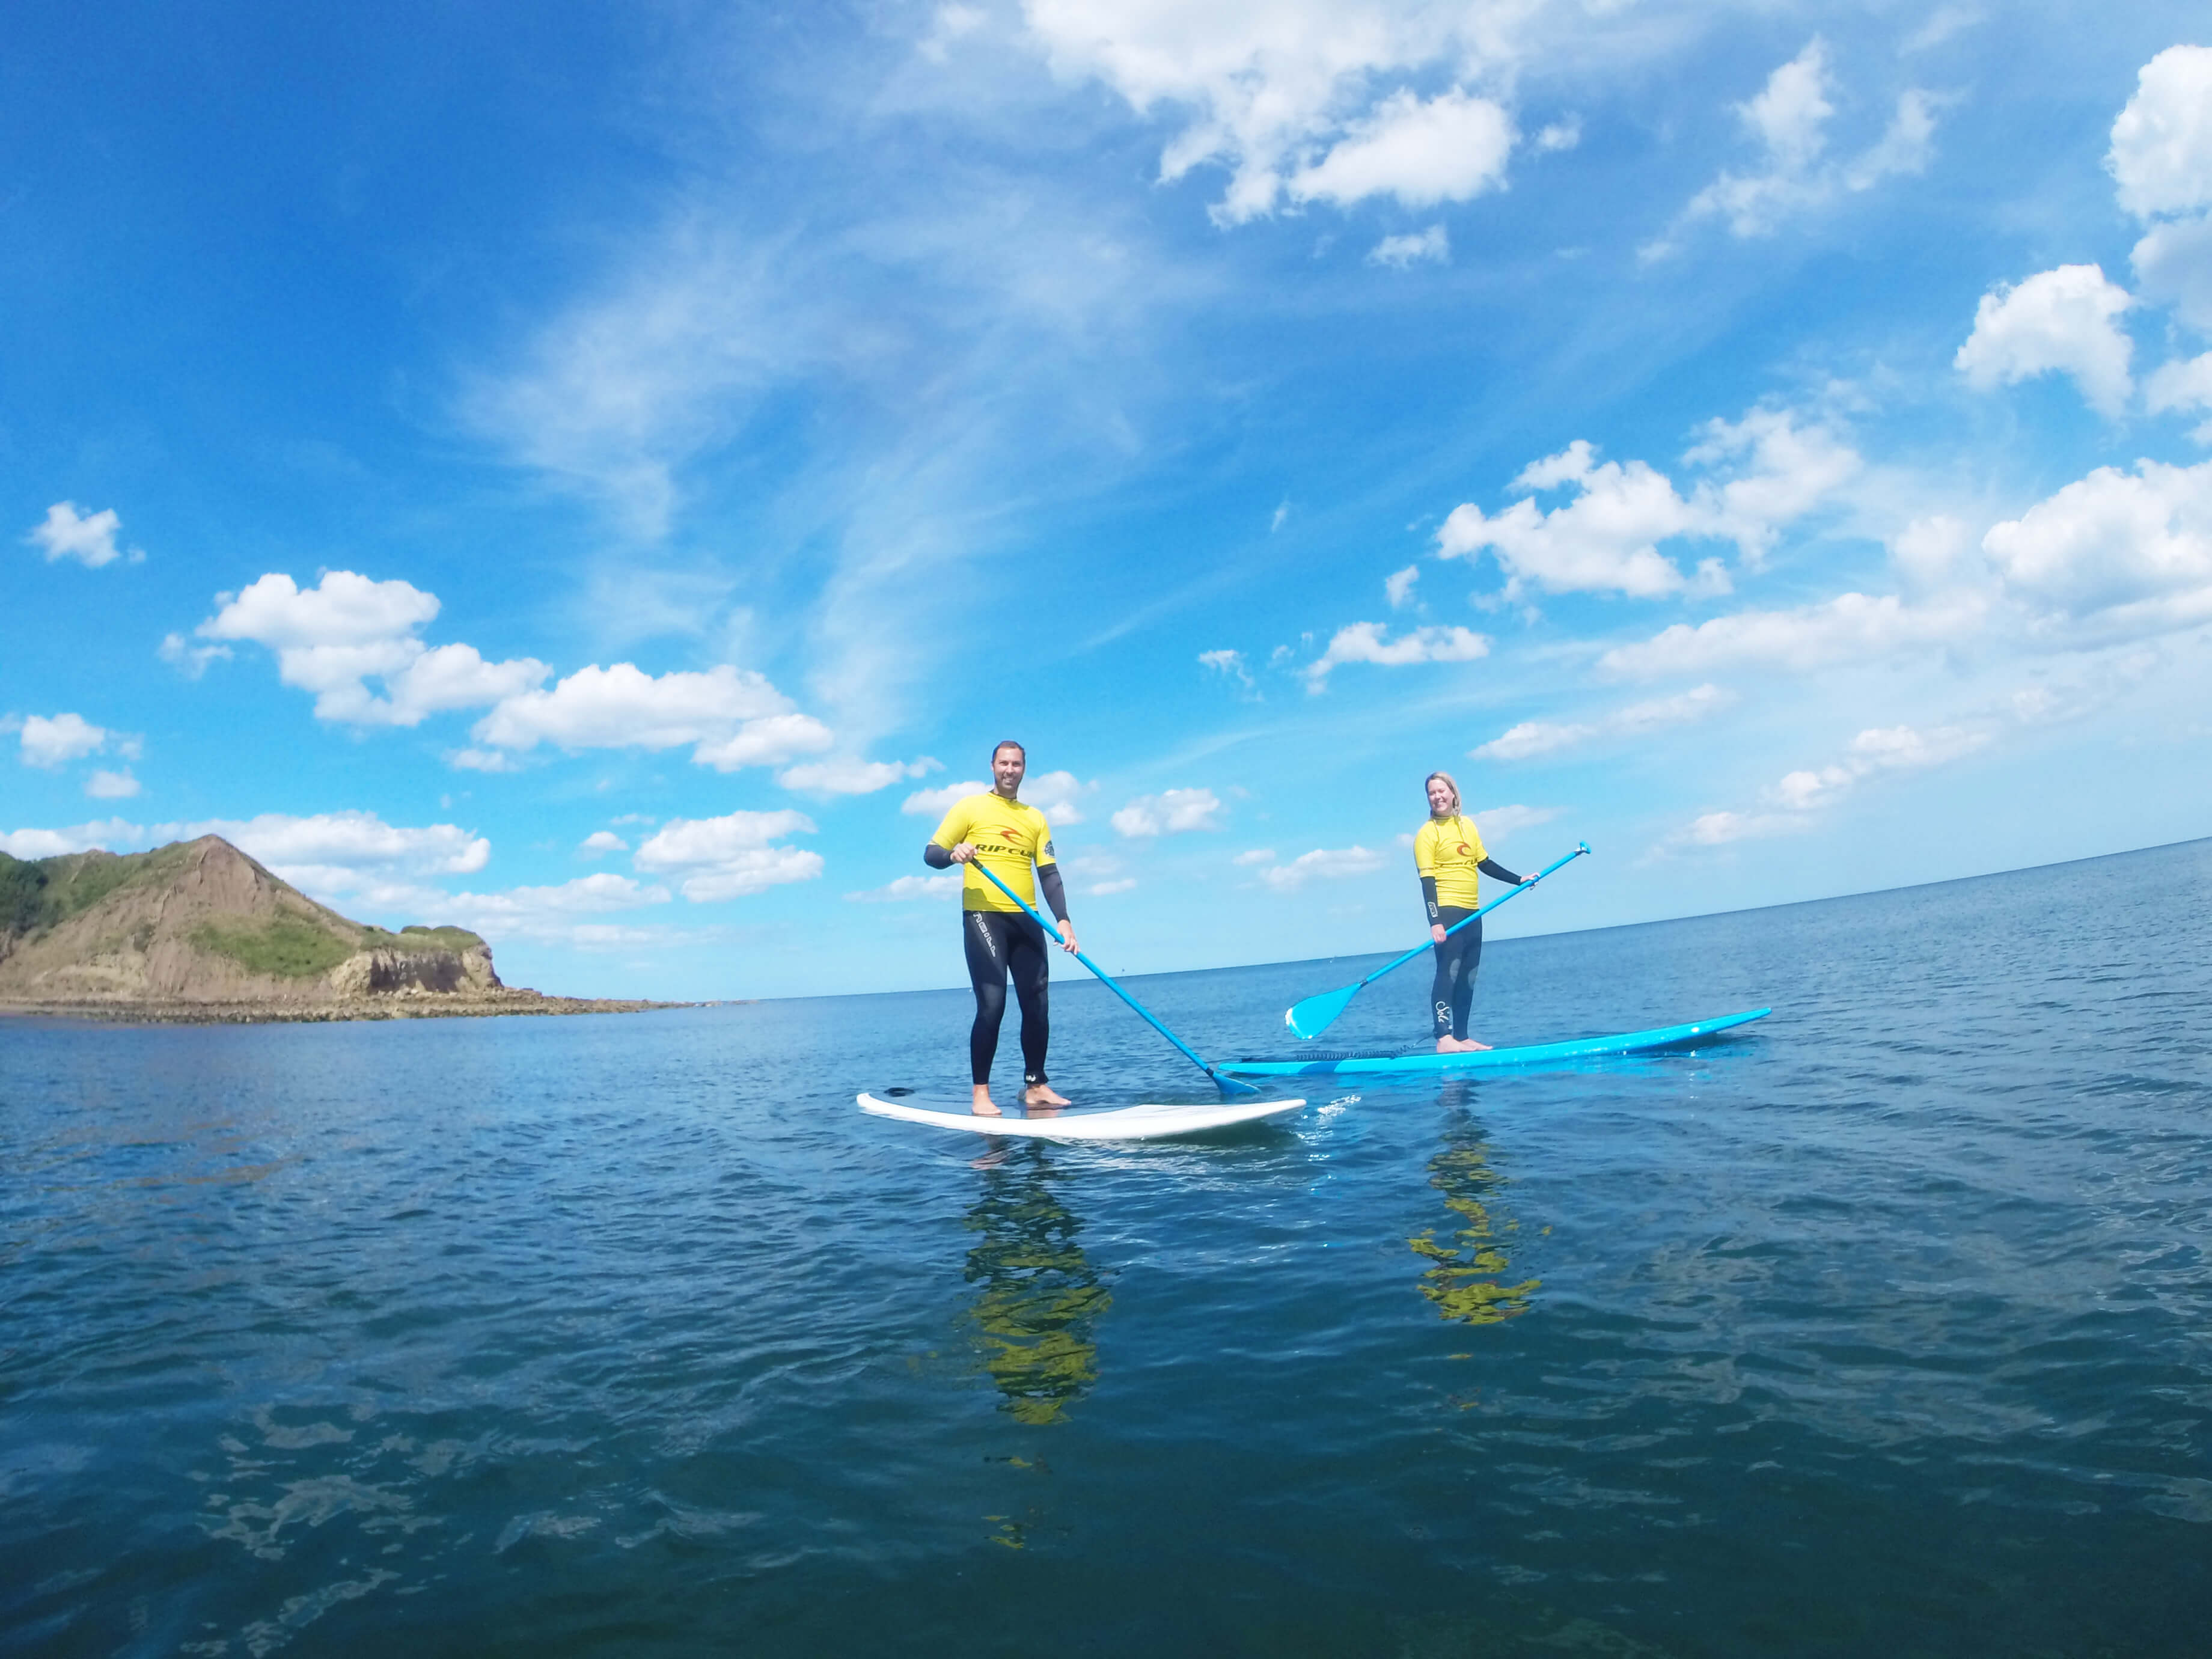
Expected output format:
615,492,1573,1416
858,1090,1307,1140
1221,1008,1773,1078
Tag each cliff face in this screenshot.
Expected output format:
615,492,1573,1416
0,836,510,1010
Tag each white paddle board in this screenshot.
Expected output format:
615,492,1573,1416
857,1091,1306,1141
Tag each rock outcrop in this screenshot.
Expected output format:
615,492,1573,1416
0,836,666,1022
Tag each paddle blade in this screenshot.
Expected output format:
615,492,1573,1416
1211,1069,1264,1096
1285,984,1358,1040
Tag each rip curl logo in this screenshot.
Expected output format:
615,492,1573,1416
1455,843,1472,857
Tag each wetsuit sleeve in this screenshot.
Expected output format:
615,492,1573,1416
1477,857,1524,885
1420,875,1441,925
1037,864,1069,922
923,842,954,869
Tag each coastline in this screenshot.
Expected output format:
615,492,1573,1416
0,994,699,1025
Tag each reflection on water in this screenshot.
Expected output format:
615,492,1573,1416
962,1145,1113,1425
1408,1098,1539,1325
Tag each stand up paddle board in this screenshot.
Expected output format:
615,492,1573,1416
1220,1008,1771,1078
858,1090,1307,1141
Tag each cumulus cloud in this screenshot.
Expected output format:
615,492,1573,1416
2130,213,2212,335
1110,787,1225,837
1248,845,1388,891
775,756,938,795
84,769,141,800
632,809,823,902
1646,41,1940,255
474,662,830,770
1018,1,1527,224
1384,564,1420,608
1669,723,1988,849
26,502,140,567
845,872,964,903
154,810,493,907
1474,684,1733,760
2146,352,2212,441
579,830,629,857
900,771,1087,822
1435,412,1856,597
1303,621,1488,690
902,778,990,816
1470,803,1560,843
2107,45,2212,221
1981,457,2212,640
194,571,553,727
1232,848,1275,866
19,712,111,768
158,632,232,679
1369,224,1450,269
0,818,147,860
1599,590,1987,679
435,875,675,944
1954,264,2135,417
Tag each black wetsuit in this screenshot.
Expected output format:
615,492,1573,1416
924,842,1071,1086
1421,861,1523,1042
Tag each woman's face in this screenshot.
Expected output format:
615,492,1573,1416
1426,777,1455,815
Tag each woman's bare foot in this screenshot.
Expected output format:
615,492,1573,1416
1435,1035,1492,1053
971,1085,1003,1117
1023,1081,1071,1108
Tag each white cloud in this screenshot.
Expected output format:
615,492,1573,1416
845,872,964,903
1110,787,1226,837
1682,408,1862,563
579,830,629,857
775,756,938,794
2132,213,2212,336
85,769,140,800
1232,847,1275,866
2107,45,2212,221
902,778,990,816
1471,803,1560,843
158,632,233,678
1534,117,1579,152
1474,683,1734,760
1677,808,1812,846
1369,224,1450,269
447,747,525,774
632,809,823,902
1599,590,1987,679
2147,352,2212,441
1021,769,1090,825
1019,1,1529,225
1250,845,1388,891
474,662,828,770
20,712,109,768
1954,264,2135,417
1384,564,1420,608
1670,722,1988,851
27,502,139,567
153,811,493,905
1981,457,2212,640
1436,441,1714,599
1199,648,1255,691
1648,41,1940,254
1294,88,1513,211
1303,621,1488,690
0,818,147,860
436,874,675,944
195,571,553,727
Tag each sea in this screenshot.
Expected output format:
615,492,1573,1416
4,837,2209,1658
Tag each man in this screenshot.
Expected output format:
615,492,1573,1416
923,741,1080,1116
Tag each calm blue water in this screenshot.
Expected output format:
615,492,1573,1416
5,840,2210,1657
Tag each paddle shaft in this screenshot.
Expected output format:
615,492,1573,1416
1352,842,1591,994
965,858,1258,1095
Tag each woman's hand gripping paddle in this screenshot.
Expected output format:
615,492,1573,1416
1283,842,1591,1041
966,858,1263,1096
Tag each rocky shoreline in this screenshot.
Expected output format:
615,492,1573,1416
0,991,694,1024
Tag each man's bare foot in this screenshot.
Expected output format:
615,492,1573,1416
971,1086,1003,1117
1435,1036,1492,1053
1023,1081,1071,1108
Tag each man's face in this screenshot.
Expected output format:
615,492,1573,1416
993,747,1026,795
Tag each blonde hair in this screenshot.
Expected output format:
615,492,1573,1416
1423,771,1462,814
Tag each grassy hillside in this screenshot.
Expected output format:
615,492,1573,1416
1,845,195,935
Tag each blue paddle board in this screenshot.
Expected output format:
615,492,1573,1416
858,1091,1307,1141
1219,1007,1772,1078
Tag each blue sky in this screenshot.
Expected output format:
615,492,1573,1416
5,2,2211,1000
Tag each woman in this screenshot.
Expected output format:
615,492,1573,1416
1414,772,1530,1053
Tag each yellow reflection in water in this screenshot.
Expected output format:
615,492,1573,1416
962,1146,1112,1425
1408,1108,1539,1325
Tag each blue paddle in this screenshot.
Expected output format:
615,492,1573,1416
965,858,1262,1097
1283,842,1591,1040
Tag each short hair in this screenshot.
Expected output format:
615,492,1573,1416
992,739,1027,761
1424,770,1461,811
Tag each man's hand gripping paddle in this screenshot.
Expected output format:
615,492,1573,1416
1283,842,1591,1041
